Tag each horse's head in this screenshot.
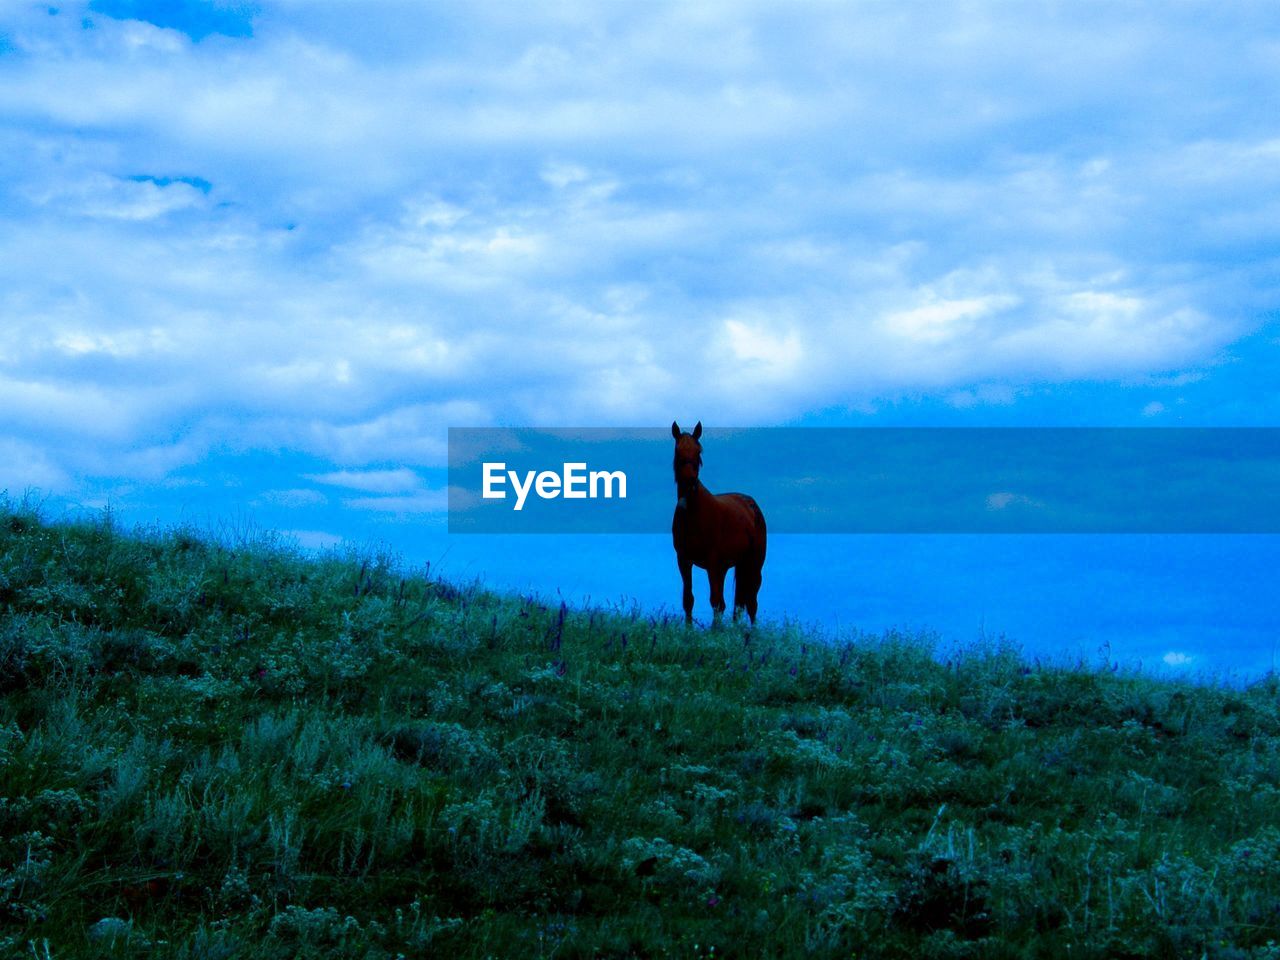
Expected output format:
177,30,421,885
671,420,703,506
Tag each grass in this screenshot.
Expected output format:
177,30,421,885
2,494,1280,958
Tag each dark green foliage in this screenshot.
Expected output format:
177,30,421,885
2,495,1280,958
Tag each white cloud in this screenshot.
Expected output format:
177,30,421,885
0,375,158,441
0,437,70,493
1162,651,1194,667
307,468,424,495
52,327,177,358
885,295,1020,345
541,161,591,189
724,318,803,373
27,173,206,220
0,0,1275,497
985,492,1045,512
298,404,470,466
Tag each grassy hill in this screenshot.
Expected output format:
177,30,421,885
2,497,1280,959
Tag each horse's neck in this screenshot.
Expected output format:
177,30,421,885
688,481,720,514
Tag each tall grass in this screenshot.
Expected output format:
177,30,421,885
1,495,1279,958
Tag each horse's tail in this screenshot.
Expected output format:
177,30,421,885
736,497,766,607
747,496,767,567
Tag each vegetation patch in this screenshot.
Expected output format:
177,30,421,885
1,496,1279,958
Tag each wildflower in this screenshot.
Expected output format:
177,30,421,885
707,894,721,908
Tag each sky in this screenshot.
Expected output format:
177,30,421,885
1,1,1278,678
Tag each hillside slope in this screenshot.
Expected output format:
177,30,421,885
2,499,1279,958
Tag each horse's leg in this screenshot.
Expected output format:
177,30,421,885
732,566,745,622
708,566,728,625
679,556,695,625
743,564,761,625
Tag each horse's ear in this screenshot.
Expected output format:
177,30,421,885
692,422,702,440
671,421,681,439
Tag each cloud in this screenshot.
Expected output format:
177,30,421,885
985,492,1045,512
1162,651,1194,667
307,468,423,495
724,318,803,373
885,296,1021,346
0,0,1277,499
26,173,207,220
0,437,71,493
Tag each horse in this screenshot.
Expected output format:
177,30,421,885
671,421,767,625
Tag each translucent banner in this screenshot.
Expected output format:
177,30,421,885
447,427,1280,534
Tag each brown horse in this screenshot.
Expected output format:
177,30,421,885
671,421,767,625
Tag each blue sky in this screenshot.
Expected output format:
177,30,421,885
1,2,1278,676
